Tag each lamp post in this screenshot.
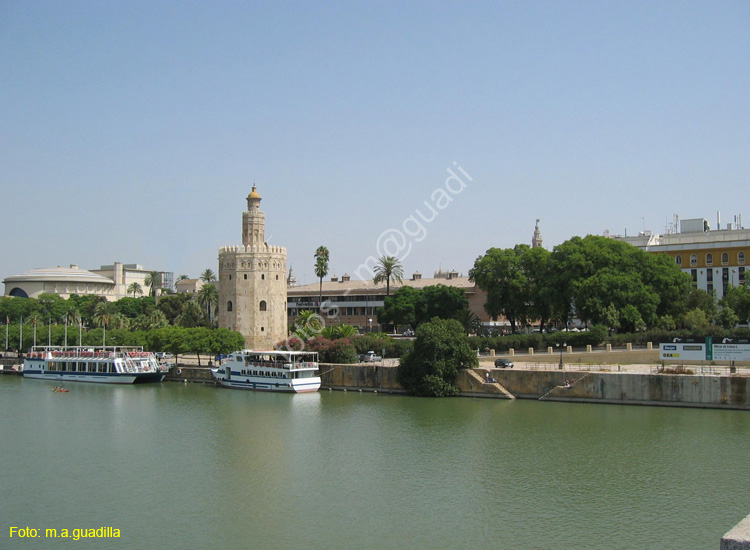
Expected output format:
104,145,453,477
368,318,373,334
559,342,566,370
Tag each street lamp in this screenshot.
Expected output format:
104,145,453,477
368,318,373,334
558,342,566,370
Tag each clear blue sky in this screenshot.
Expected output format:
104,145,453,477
2,1,748,286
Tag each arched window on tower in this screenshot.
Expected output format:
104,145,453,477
259,300,267,312
227,301,233,312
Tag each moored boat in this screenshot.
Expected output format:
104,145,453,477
211,350,320,393
23,346,166,384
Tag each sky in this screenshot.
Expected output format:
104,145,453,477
1,1,749,287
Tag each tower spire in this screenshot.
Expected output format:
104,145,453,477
532,219,543,248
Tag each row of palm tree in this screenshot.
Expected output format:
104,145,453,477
313,248,404,300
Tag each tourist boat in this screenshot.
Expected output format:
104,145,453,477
211,350,321,393
23,346,167,384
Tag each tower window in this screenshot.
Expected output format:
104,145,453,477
259,300,267,312
244,274,248,280
261,274,265,280
227,301,233,312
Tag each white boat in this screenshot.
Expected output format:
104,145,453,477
211,350,321,393
23,346,167,384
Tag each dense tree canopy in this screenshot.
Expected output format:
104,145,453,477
470,235,695,332
397,318,478,397
377,284,469,329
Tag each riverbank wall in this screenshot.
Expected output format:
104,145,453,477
163,363,750,409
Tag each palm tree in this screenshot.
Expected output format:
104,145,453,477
176,301,205,328
144,271,162,297
93,301,117,345
455,308,481,335
314,246,329,312
200,269,217,283
197,285,219,324
127,282,143,298
373,256,404,297
177,274,189,282
294,309,323,341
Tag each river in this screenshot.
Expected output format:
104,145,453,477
2,377,749,549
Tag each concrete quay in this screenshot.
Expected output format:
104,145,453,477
163,353,750,409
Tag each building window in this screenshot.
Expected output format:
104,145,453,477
259,300,267,312
690,269,697,288
706,253,713,266
690,254,697,267
261,274,265,280
675,255,682,266
739,252,746,265
740,267,746,285
722,252,729,265
244,274,248,280
227,301,233,312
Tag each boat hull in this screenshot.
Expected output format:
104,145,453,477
23,370,166,384
211,370,320,393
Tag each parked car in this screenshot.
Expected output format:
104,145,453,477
494,358,514,368
359,351,382,363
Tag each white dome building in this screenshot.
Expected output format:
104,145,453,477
3,265,116,299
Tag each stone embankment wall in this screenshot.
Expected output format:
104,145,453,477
461,369,750,409
163,363,750,409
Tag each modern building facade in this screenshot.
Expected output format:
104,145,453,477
217,186,287,349
3,263,172,301
613,215,749,298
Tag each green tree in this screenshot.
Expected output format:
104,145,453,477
314,246,329,312
721,283,750,325
373,256,404,297
294,310,324,341
377,286,418,329
414,284,469,327
200,269,217,283
197,284,218,325
127,282,143,298
469,246,528,331
455,307,481,335
717,306,740,330
144,271,162,298
176,300,205,328
397,318,478,397
682,308,710,330
157,293,192,324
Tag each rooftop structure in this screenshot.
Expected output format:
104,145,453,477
611,213,748,298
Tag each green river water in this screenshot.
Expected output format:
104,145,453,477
2,376,749,549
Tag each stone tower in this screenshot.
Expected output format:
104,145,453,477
218,186,287,349
532,219,543,248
